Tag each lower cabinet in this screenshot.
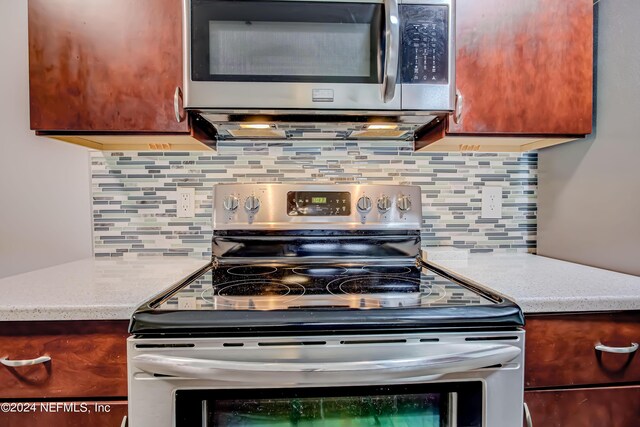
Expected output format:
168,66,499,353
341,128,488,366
0,321,128,399
0,321,129,426
525,313,640,389
525,386,640,427
0,401,127,427
525,312,640,427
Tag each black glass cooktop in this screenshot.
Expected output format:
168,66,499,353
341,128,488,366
131,261,524,336
156,263,494,311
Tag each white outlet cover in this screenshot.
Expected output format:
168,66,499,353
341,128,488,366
481,186,503,219
177,188,195,218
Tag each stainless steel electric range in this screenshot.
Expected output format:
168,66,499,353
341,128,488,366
127,184,525,427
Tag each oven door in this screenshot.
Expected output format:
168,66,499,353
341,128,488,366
175,382,480,426
184,0,401,110
128,332,524,427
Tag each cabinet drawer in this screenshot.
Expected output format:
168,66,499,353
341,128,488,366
0,400,127,427
525,386,640,427
0,321,128,399
525,313,640,388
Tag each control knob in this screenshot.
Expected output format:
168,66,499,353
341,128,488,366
397,195,412,212
244,195,261,212
377,195,392,212
356,196,372,212
223,195,239,212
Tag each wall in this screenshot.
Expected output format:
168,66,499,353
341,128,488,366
91,142,537,257
538,0,640,276
0,0,93,278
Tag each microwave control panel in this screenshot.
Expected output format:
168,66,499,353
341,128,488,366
400,5,449,84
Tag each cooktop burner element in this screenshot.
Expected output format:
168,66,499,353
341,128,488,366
330,276,421,295
215,280,305,298
201,279,307,310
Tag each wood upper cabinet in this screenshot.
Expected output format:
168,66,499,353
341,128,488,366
29,0,187,133
28,0,216,150
451,0,593,135
418,0,594,152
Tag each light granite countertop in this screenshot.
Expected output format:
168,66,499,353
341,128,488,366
0,257,210,321
426,252,640,313
0,253,638,321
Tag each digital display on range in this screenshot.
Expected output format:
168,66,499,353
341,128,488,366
287,192,351,216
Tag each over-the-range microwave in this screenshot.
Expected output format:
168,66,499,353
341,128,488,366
182,0,455,141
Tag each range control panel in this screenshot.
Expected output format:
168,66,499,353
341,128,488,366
212,184,422,230
401,5,449,84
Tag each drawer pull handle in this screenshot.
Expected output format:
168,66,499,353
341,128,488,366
453,89,463,124
174,86,185,123
524,402,533,427
595,342,639,354
0,355,51,367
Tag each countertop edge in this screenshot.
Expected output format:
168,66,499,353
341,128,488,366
427,253,640,314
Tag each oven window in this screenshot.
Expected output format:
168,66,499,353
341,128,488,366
175,383,482,426
190,0,382,83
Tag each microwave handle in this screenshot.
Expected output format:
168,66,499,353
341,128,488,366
381,0,400,103
133,343,520,384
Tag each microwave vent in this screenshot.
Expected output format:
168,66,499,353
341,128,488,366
199,113,440,141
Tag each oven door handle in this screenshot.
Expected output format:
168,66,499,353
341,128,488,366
133,343,520,383
381,0,400,103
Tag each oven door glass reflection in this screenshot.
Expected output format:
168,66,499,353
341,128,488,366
175,383,482,427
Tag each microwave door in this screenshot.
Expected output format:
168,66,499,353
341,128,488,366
183,0,401,111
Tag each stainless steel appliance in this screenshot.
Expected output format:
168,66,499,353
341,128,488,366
127,183,525,427
182,0,456,141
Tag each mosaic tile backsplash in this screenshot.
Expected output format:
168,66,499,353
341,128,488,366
91,141,537,258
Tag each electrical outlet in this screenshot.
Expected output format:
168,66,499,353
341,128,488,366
481,186,503,219
177,188,195,218
178,296,197,310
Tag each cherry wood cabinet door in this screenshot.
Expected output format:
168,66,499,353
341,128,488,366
450,0,593,135
0,321,128,399
0,400,127,427
525,386,640,427
525,313,640,389
28,0,188,133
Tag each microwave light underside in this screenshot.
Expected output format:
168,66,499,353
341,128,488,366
211,122,429,141
366,124,398,130
239,123,273,129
